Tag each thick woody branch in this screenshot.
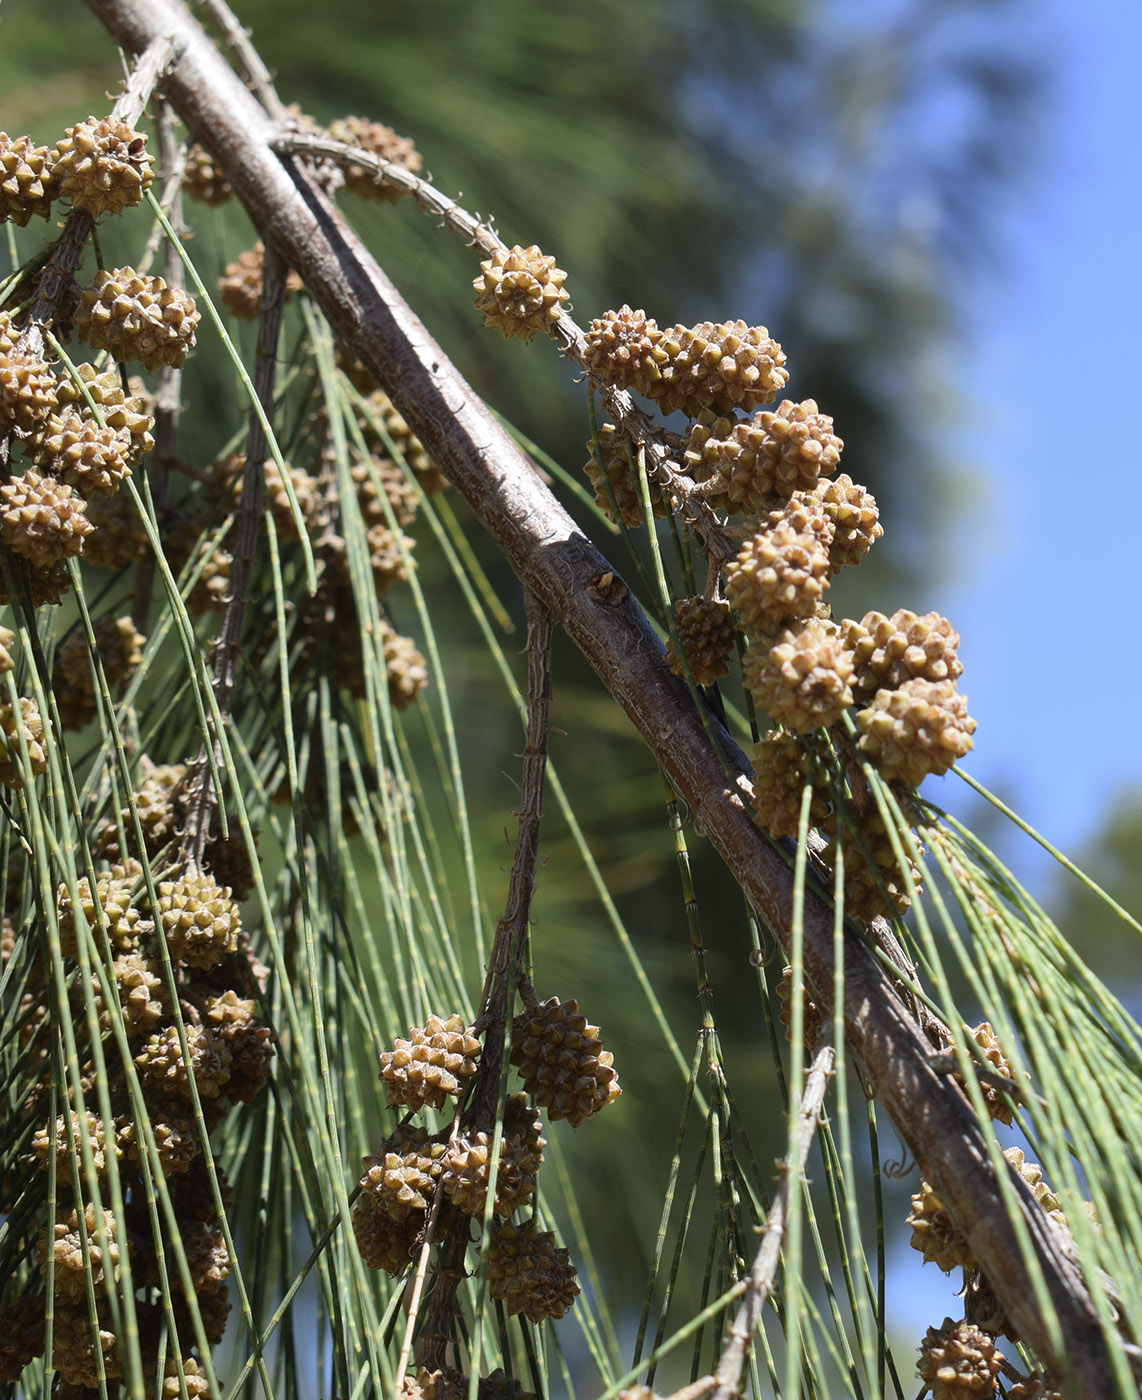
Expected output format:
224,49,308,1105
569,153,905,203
81,0,1122,1391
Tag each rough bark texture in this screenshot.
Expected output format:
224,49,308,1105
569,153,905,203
81,1,1120,1392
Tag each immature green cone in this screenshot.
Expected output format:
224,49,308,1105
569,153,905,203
53,115,153,217
843,609,962,700
583,305,669,395
906,1181,975,1273
474,244,570,342
812,474,882,572
725,503,833,634
510,995,620,1127
649,318,789,417
158,870,241,969
486,1218,580,1322
750,730,830,838
916,1318,1002,1400
181,142,231,205
0,132,56,224
76,267,199,371
0,469,92,567
856,678,976,786
38,1202,120,1301
378,1012,481,1112
328,115,422,200
742,619,854,733
666,596,736,686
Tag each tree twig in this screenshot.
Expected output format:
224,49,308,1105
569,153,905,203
711,1037,835,1400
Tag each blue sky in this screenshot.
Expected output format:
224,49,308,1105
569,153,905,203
927,0,1142,871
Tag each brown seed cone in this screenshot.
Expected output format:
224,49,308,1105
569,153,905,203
399,1367,468,1400
959,1022,1017,1125
478,1371,539,1400
57,868,146,957
32,408,131,497
217,243,303,319
812,474,882,572
359,1125,448,1216
0,697,48,787
76,267,199,372
172,1281,231,1345
158,870,241,969
856,678,976,787
1003,1147,1068,1231
135,1022,233,1099
53,615,145,731
366,521,415,595
101,953,167,1035
54,362,155,468
379,1012,481,1112
777,964,825,1050
48,1303,122,1387
53,116,153,218
473,244,570,342
486,1218,580,1322
181,1223,229,1296
743,620,854,733
583,305,670,395
328,115,423,201
666,596,736,686
502,1093,547,1175
441,1130,538,1217
32,1110,113,1177
0,1293,46,1381
120,1101,202,1176
649,319,789,418
916,1318,1003,1400
0,132,56,224
357,388,442,490
1005,1378,1062,1400
204,990,274,1103
750,730,830,838
583,422,670,528
352,1186,423,1274
83,487,149,569
153,1356,211,1400
95,759,186,861
824,809,920,924
181,142,232,205
725,506,834,635
686,399,840,510
39,1203,121,1301
906,1181,975,1273
0,624,13,674
0,468,93,567
510,995,621,1127
384,625,429,710
0,348,58,436
353,454,420,528
842,608,963,701
0,558,72,606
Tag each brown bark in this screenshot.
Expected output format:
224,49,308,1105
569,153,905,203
79,0,1125,1391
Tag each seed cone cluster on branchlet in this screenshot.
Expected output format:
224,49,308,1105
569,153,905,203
510,994,621,1128
916,1318,1003,1400
486,1219,580,1322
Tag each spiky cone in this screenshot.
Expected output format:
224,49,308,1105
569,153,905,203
473,243,570,342
39,1202,120,1301
0,624,13,674
486,1218,580,1322
158,870,241,970
1003,1147,1068,1231
857,678,976,786
777,964,825,1050
0,468,93,567
906,1180,976,1273
328,115,422,200
57,863,147,958
0,558,71,606
152,1356,211,1400
352,454,419,529
510,995,621,1127
666,596,736,686
812,474,882,572
479,1372,539,1400
503,1092,547,1174
583,422,670,528
743,619,854,733
83,487,149,570
916,1318,1003,1400
203,990,274,1103
201,822,257,903
53,614,145,731
842,608,963,702
366,521,415,595
958,1022,1018,1125
359,1125,448,1218
94,953,167,1035
647,318,789,418
357,388,444,492
119,1100,202,1175
217,243,303,319
135,1022,233,1100
725,505,834,635
0,347,58,437
95,760,186,861
686,400,840,511
823,808,920,924
31,408,131,497
53,361,155,468
352,1184,424,1274
441,1130,539,1217
379,1011,481,1112
0,697,48,787
32,1110,115,1178
53,115,153,217
47,1303,121,1388
583,305,670,395
750,730,830,838
172,1282,231,1346
0,1293,46,1382
0,132,56,224
75,267,199,372
1005,1378,1062,1400
181,142,231,205
383,624,429,710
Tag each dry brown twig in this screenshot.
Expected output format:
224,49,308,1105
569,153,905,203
79,0,1130,1391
